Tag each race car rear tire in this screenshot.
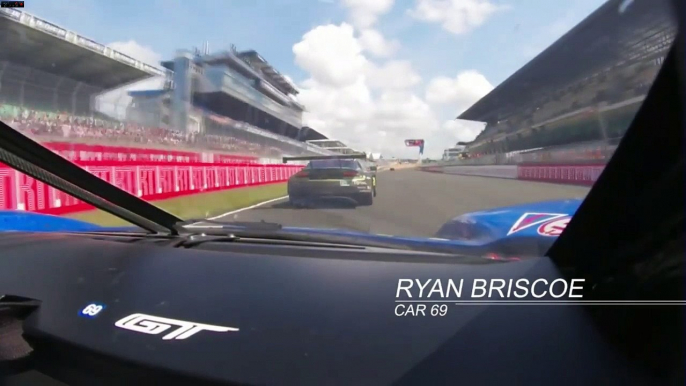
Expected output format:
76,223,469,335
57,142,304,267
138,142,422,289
357,192,374,206
289,197,305,208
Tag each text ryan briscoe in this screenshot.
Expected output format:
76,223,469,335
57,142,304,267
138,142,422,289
396,278,585,299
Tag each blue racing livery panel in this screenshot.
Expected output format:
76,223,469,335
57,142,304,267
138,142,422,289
0,198,582,256
434,199,581,241
0,211,106,232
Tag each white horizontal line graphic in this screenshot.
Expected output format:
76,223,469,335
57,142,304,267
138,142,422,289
394,300,686,305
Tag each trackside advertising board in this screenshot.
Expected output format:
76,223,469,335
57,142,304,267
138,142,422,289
0,161,302,214
405,139,425,155
443,165,518,179
0,145,302,214
517,164,605,186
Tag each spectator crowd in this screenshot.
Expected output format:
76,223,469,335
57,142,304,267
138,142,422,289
463,58,662,158
0,103,300,158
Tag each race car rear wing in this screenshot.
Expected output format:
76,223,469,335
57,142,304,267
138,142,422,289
282,153,368,163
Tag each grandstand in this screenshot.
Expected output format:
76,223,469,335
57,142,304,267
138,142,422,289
128,44,335,157
0,9,331,160
456,0,676,159
0,9,163,116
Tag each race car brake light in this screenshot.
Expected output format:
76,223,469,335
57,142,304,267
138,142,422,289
342,171,358,177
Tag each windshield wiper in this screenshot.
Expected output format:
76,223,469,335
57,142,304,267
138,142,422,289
176,219,283,231
174,222,431,251
177,226,499,258
179,229,414,250
173,218,514,259
174,233,367,249
174,231,502,263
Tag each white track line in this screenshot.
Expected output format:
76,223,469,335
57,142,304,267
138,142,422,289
183,195,289,228
208,195,289,220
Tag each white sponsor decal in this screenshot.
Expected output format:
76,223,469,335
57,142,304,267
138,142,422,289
537,217,571,237
507,213,568,236
114,313,238,340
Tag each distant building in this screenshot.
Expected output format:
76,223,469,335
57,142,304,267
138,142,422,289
127,45,305,139
306,139,360,155
442,145,466,160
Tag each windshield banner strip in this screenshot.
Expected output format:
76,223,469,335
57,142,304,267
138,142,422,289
283,153,367,163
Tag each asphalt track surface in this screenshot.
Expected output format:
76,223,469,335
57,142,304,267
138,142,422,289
214,169,591,238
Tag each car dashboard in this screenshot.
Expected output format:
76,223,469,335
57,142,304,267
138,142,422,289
0,231,673,386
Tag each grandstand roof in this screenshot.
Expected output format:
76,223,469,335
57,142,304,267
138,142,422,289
457,0,676,123
298,126,328,141
236,50,299,96
0,10,164,90
307,139,349,149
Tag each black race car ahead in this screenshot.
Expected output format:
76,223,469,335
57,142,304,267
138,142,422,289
283,153,377,207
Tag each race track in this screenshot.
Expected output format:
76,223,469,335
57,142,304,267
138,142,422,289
213,169,591,238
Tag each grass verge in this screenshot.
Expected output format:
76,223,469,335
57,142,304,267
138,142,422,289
67,183,287,227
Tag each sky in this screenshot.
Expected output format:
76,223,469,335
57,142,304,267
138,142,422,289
24,0,606,159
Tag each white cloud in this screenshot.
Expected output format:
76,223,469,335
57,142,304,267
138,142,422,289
342,0,396,28
358,29,401,57
408,0,510,35
293,23,489,158
366,60,422,90
298,78,375,127
293,23,368,88
107,40,162,67
442,119,488,143
425,70,493,113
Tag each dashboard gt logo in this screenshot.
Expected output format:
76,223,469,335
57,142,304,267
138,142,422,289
114,313,239,340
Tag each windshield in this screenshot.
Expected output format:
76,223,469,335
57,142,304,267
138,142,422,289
0,0,677,250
